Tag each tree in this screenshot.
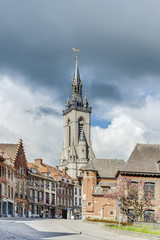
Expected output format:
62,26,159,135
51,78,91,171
104,176,153,222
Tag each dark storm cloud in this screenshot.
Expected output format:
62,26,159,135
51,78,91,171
26,106,61,119
89,82,122,102
0,0,160,106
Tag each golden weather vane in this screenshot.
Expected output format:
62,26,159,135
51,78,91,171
72,48,80,60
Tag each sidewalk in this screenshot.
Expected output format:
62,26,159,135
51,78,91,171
0,216,44,221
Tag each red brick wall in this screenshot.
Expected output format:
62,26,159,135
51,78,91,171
82,170,117,220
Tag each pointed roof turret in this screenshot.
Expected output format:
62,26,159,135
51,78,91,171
83,160,97,172
60,143,64,160
70,139,77,157
88,142,96,160
83,89,88,108
65,91,70,108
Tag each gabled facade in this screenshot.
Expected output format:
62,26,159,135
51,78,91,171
0,139,28,217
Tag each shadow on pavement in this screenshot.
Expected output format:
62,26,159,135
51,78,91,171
0,221,79,240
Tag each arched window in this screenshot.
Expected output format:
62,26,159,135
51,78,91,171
78,117,84,138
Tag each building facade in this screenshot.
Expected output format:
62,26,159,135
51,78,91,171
0,150,15,217
33,159,74,219
82,159,125,220
117,143,160,222
73,181,82,219
27,163,45,218
0,140,28,217
56,176,74,219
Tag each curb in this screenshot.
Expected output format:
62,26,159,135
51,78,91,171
84,220,160,239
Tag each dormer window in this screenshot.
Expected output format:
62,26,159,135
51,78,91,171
31,168,36,174
101,187,110,194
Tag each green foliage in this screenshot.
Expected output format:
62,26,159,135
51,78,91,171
105,224,160,235
85,218,133,226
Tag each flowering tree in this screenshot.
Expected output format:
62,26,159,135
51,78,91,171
105,176,153,222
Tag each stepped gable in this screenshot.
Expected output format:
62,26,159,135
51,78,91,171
83,158,125,178
121,143,160,174
0,139,27,165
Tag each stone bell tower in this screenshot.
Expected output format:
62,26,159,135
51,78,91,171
59,50,95,178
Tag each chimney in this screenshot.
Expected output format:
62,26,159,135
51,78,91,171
62,169,66,175
34,159,43,166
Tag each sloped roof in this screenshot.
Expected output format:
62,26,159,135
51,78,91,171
27,162,38,168
97,182,116,187
121,143,160,174
83,158,125,178
83,160,96,171
0,144,18,160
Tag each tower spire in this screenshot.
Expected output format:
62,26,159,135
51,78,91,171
63,49,91,114
74,54,80,85
72,48,82,99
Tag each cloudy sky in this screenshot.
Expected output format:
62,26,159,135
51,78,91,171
0,0,160,165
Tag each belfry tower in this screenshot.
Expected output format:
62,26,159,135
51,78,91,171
59,50,95,178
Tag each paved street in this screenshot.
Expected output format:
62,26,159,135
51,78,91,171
0,218,156,240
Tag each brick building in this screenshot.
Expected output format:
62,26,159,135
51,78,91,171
0,149,15,216
27,162,46,218
56,170,74,219
82,159,124,220
117,143,160,222
0,139,28,217
33,159,74,219
46,166,74,219
33,159,57,218
73,180,82,219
